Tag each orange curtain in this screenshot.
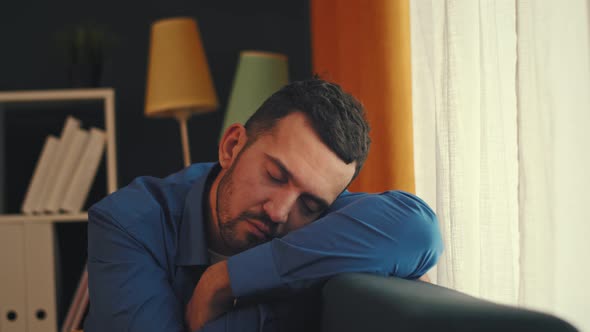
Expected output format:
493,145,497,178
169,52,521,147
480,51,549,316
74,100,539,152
311,0,415,193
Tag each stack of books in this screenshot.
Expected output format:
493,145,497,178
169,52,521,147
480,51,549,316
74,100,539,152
21,116,106,214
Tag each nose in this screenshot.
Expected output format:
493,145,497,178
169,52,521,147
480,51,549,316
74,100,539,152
263,189,298,224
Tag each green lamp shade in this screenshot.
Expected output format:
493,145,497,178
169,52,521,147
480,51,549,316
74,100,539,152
220,51,289,138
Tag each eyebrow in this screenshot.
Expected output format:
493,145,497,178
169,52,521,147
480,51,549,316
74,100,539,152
265,154,331,210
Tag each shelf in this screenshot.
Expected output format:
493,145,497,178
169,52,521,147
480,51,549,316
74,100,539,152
0,87,118,193
0,88,114,103
0,212,88,224
0,88,116,332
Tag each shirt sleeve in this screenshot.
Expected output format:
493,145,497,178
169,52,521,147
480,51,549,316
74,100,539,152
227,190,444,298
84,205,187,332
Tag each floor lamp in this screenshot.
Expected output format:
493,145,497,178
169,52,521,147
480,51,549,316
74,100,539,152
220,50,289,139
145,17,218,167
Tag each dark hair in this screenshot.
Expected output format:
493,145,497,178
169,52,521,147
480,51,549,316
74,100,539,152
244,77,371,179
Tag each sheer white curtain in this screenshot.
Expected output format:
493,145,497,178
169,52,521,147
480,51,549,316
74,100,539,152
516,0,555,310
412,0,519,304
411,0,590,330
526,1,590,328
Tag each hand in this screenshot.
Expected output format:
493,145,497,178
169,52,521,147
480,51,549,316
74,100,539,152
419,273,431,283
185,261,235,331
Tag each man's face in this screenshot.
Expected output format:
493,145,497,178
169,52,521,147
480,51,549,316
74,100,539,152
212,112,356,255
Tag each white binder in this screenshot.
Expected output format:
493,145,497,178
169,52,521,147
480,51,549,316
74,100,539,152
21,135,60,215
36,116,80,213
0,224,28,332
45,129,89,213
61,128,106,213
23,223,58,332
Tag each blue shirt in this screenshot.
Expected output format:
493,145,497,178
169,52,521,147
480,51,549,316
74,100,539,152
85,163,443,332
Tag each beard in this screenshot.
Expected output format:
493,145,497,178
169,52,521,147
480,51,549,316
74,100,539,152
216,155,276,254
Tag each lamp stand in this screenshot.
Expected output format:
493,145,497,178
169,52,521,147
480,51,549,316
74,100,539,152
175,112,191,167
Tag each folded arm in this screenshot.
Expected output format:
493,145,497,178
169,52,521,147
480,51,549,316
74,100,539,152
189,191,443,330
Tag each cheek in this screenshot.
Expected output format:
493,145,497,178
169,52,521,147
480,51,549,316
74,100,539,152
225,170,269,214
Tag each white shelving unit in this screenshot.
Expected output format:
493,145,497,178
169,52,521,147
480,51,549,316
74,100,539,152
0,213,89,224
0,88,118,223
0,88,117,332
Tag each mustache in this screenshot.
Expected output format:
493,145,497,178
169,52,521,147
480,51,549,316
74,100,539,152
236,211,276,235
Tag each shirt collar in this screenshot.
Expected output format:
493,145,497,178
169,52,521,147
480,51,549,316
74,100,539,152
175,162,221,266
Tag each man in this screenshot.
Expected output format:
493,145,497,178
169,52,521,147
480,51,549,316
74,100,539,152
85,78,443,332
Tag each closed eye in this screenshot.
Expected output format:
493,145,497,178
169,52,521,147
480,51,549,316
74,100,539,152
267,170,287,184
300,197,323,215
300,202,316,216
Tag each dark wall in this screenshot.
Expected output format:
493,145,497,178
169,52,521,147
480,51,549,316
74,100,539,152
0,0,311,326
0,0,311,184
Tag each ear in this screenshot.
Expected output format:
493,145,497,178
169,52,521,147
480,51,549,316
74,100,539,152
218,123,248,169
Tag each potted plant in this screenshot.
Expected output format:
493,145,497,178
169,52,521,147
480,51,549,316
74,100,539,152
56,24,113,88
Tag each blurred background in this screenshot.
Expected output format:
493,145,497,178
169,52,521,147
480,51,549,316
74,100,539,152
0,0,311,328
0,0,311,182
1,0,589,331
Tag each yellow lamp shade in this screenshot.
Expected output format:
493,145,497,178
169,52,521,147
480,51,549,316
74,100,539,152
145,17,218,118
